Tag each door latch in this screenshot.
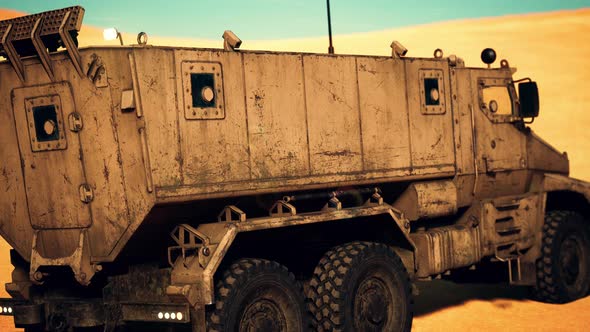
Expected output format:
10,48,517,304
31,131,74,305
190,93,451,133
79,184,94,203
68,112,83,132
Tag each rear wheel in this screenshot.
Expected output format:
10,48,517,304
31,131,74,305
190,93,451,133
534,210,590,303
307,241,413,332
206,258,308,332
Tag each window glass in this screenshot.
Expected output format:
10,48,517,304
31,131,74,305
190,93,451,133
33,105,59,142
424,78,440,106
482,86,513,116
190,73,216,108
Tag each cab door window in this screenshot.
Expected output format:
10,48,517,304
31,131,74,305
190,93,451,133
478,78,518,123
482,86,513,115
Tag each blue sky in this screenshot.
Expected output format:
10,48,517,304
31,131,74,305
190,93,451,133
2,0,589,39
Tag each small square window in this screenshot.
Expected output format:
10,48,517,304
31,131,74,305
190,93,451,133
419,69,446,115
191,73,216,108
424,78,440,106
24,94,67,152
181,61,225,120
33,105,59,142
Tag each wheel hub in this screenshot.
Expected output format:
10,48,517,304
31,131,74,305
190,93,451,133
239,298,287,332
355,277,391,330
560,235,583,286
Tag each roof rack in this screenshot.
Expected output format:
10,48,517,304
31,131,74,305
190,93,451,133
0,6,85,82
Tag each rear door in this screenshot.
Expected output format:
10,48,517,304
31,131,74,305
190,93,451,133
12,82,91,229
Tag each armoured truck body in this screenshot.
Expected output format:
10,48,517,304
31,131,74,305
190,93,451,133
0,6,589,332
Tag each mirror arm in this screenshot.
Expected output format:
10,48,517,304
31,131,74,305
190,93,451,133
522,117,535,124
513,77,532,83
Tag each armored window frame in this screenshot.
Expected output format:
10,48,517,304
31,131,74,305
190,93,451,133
25,95,67,152
181,61,225,120
477,77,519,124
419,69,446,115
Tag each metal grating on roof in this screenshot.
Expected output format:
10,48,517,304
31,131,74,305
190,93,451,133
0,6,84,55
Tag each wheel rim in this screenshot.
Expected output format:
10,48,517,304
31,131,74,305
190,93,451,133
239,297,287,332
353,270,397,332
236,278,301,332
559,234,585,288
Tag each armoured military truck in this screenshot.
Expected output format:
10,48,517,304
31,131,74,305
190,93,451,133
0,6,589,332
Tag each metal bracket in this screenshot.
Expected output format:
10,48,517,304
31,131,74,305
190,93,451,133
1,24,25,82
168,224,212,267
217,205,246,223
30,17,55,81
494,247,522,284
29,231,96,286
364,190,384,206
269,200,297,217
322,195,342,211
58,11,84,77
86,54,108,87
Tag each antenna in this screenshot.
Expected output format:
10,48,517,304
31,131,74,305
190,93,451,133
326,0,334,54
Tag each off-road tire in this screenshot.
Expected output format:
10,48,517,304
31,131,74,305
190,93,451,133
307,241,413,332
534,210,590,303
206,258,308,332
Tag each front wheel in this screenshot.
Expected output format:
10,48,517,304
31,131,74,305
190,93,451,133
307,241,413,332
534,210,590,303
206,258,309,332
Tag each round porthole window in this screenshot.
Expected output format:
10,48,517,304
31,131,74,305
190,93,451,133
429,88,440,103
201,86,215,103
44,119,57,136
489,100,499,113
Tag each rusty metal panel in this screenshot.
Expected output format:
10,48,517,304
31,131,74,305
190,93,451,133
469,69,527,174
174,50,250,185
11,82,91,229
526,131,569,174
450,69,475,177
131,48,182,187
534,173,590,203
90,48,156,261
304,55,363,175
411,225,483,278
0,64,33,260
244,53,310,179
74,51,130,258
356,57,411,171
35,229,80,259
480,195,541,254
393,180,458,221
405,59,455,168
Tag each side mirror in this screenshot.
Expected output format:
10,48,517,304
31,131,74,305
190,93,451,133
518,81,539,118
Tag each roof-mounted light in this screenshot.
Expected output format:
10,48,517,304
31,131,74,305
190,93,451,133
103,27,124,45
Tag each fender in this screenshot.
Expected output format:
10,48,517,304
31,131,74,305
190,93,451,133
530,173,590,202
165,196,415,307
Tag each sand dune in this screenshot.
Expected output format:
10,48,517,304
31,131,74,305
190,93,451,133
1,7,590,332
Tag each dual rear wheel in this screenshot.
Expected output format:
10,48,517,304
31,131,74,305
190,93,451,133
206,242,413,332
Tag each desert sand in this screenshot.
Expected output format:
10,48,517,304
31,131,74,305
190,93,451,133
1,7,589,332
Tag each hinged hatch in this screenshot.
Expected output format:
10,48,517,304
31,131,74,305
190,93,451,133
12,82,91,229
